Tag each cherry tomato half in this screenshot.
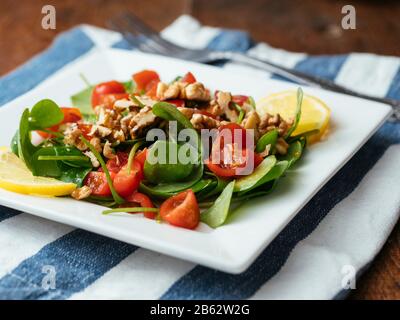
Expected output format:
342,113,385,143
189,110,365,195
84,171,116,197
91,80,126,108
167,99,185,107
99,152,129,174
37,107,82,139
181,72,196,84
133,70,160,92
134,148,148,170
159,190,199,229
123,191,156,219
232,95,249,106
145,80,160,99
217,123,250,149
113,160,143,198
206,146,263,178
97,93,129,109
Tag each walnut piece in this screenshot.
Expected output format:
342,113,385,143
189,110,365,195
83,151,100,167
129,106,158,139
275,137,289,155
190,113,220,130
184,83,210,101
71,186,92,200
103,140,116,159
259,113,293,137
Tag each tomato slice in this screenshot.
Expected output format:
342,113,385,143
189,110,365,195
133,70,160,92
97,93,129,109
123,191,156,219
181,72,196,84
84,171,116,197
134,148,148,170
159,190,199,229
99,152,129,173
37,107,82,139
91,80,126,108
232,95,249,106
113,160,143,198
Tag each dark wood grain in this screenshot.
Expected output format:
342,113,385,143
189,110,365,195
0,0,399,300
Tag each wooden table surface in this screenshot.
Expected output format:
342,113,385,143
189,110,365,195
0,0,399,299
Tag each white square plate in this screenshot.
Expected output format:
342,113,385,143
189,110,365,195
0,49,391,273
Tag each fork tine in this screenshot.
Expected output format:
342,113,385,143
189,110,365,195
119,12,184,53
109,17,166,55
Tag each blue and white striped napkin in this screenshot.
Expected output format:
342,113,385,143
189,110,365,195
0,15,399,300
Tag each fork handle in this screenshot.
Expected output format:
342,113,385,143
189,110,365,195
222,51,399,121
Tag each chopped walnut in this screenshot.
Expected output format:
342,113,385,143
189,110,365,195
129,106,158,139
177,107,196,119
216,91,232,110
190,113,220,130
157,81,210,101
259,113,293,137
71,186,92,200
275,137,289,155
89,125,112,138
184,83,210,101
114,99,135,111
120,113,135,133
95,106,115,128
112,129,125,143
84,151,100,167
103,140,116,159
242,110,260,130
215,91,240,122
89,137,102,153
63,124,87,151
204,102,224,118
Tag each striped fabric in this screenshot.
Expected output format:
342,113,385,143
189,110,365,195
0,15,399,300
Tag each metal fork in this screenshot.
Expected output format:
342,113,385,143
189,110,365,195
108,13,400,121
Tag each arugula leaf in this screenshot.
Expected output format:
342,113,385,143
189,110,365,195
201,181,235,228
29,99,64,129
70,86,93,115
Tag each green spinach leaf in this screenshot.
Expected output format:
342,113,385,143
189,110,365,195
233,156,276,192
70,86,93,115
255,129,278,153
201,181,235,228
29,99,64,129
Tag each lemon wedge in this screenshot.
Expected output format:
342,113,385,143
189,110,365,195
257,90,331,143
0,147,77,196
